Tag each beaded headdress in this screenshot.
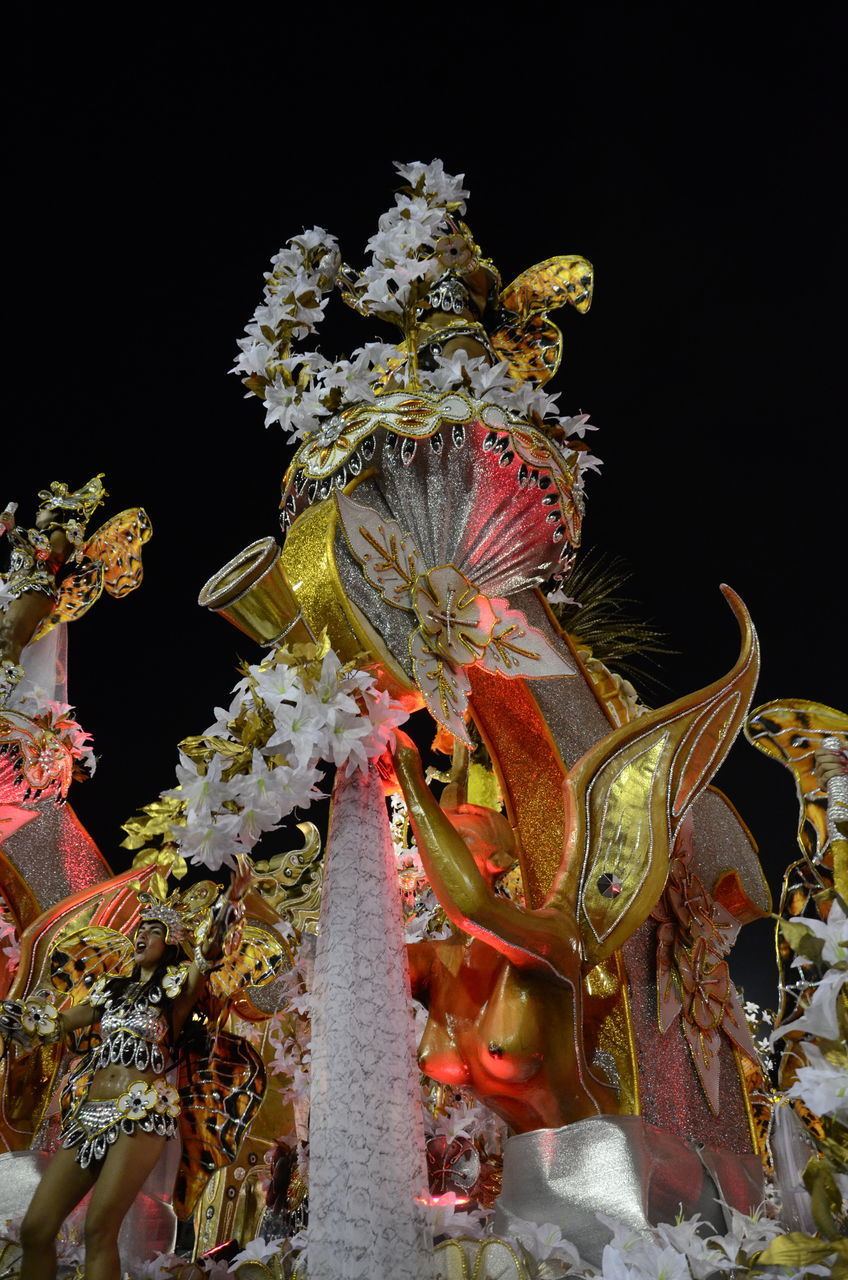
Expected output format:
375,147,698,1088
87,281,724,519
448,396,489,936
137,882,219,952
138,896,189,945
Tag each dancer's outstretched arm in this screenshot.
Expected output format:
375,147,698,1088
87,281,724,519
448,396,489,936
171,854,253,1034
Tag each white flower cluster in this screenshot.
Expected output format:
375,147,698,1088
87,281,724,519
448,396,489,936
232,160,470,441
355,159,468,319
742,998,775,1074
236,1201,833,1278
232,158,604,511
261,339,405,440
232,225,379,441
772,898,848,1122
580,1205,809,1279
266,947,313,1105
429,1203,833,1279
234,225,338,362
165,646,408,871
419,348,603,476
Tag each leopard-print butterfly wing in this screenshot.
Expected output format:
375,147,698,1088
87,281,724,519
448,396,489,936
745,699,848,863
30,507,152,642
490,313,563,384
50,926,134,1001
490,256,594,385
50,926,133,1125
50,925,134,1053
173,1026,266,1219
83,506,152,599
29,558,104,642
500,255,594,318
169,922,282,1215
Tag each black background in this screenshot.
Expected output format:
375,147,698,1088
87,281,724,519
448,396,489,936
5,7,844,1006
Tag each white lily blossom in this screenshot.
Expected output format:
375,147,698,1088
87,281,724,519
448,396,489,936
394,159,469,208
652,1216,718,1279
251,660,300,710
133,1254,184,1280
787,1041,848,1120
230,1235,283,1267
164,751,228,823
505,1216,585,1267
788,899,848,967
177,811,244,872
416,1191,488,1240
771,966,848,1043
420,350,514,398
545,585,579,605
706,1201,788,1270
600,1240,692,1280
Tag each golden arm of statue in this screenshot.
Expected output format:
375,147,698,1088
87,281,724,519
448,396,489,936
392,732,580,984
395,588,760,977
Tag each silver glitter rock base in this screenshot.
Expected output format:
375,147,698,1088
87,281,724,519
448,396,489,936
493,1115,764,1267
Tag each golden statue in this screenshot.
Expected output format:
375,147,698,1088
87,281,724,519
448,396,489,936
392,588,762,1136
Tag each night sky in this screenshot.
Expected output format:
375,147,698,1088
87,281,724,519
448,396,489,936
5,9,843,1005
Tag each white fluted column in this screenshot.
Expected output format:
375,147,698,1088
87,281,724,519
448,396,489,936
307,764,435,1280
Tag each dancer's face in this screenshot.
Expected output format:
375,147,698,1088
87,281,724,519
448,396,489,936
133,921,167,968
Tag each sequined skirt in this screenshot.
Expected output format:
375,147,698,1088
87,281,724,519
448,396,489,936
61,1079,180,1169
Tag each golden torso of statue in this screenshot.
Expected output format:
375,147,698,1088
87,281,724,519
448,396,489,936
410,932,618,1133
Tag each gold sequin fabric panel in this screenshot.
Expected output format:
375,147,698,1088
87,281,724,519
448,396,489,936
468,667,566,909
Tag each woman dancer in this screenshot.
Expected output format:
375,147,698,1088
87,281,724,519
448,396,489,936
2,857,253,1280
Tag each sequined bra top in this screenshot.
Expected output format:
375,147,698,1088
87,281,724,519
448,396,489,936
90,977,175,1076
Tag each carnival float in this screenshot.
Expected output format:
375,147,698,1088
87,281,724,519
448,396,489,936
0,161,845,1279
